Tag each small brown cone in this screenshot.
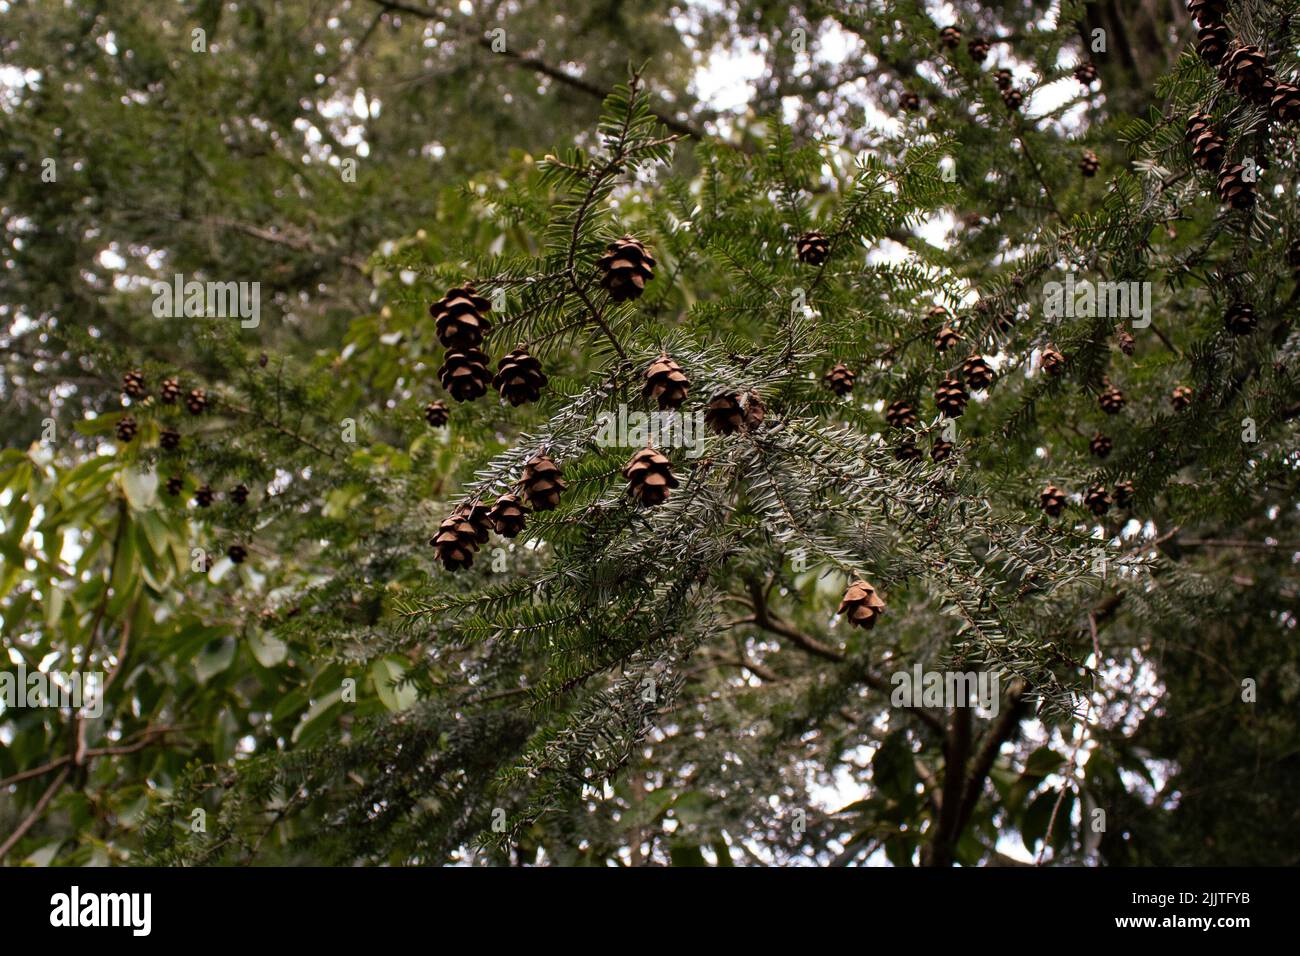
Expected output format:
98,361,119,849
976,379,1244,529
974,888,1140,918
935,376,969,417
1040,348,1065,376
186,388,208,415
1074,62,1098,85
824,362,856,396
1171,384,1193,411
642,354,691,410
704,392,745,435
230,483,249,505
1224,302,1256,336
743,391,766,430
939,25,962,49
931,438,954,461
487,494,529,537
194,484,215,508
1190,127,1226,172
962,355,995,391
993,68,1013,91
885,399,917,429
894,438,922,463
1269,82,1300,123
159,426,181,451
122,370,147,399
1090,432,1113,459
1115,330,1136,355
597,235,656,302
967,36,991,62
520,454,566,511
159,377,181,404
116,416,138,442
1040,484,1067,518
1222,43,1272,102
1084,484,1111,516
430,285,493,350
1099,384,1126,415
1217,164,1256,209
1113,480,1135,508
425,400,450,427
622,447,679,506
437,347,492,402
1196,22,1229,65
934,325,962,352
493,348,548,406
796,231,829,266
227,544,248,565
1079,149,1100,177
1186,0,1227,25
1001,87,1023,112
431,510,482,571
838,579,886,630
165,475,184,497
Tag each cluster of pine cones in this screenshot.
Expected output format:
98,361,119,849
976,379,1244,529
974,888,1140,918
1040,479,1135,519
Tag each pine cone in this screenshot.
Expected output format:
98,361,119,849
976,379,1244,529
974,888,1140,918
159,426,181,451
1222,43,1272,102
704,392,745,435
437,347,492,402
520,454,566,511
931,438,954,461
122,369,147,399
1116,330,1136,355
838,579,886,630
796,231,829,266
1185,111,1215,142
424,400,450,427
227,544,248,565
597,235,656,302
899,91,921,113
928,304,951,323
493,348,548,406
894,438,922,463
935,376,969,417
962,355,995,391
1224,301,1256,335
824,362,856,397
230,483,249,505
993,69,1013,91
1099,385,1126,414
1269,82,1300,123
885,399,917,429
1196,22,1230,65
1187,0,1227,26
1090,432,1113,459
623,446,679,506
1084,484,1111,516
431,285,493,351
642,354,691,410
1171,384,1194,410
968,36,991,63
430,510,483,571
1079,149,1100,177
454,502,492,545
1040,348,1065,376
934,325,962,352
1113,480,1135,508
1190,127,1226,172
194,484,215,508
1001,87,1023,112
186,388,208,415
165,475,184,497
939,25,962,49
116,415,138,442
743,391,766,430
487,493,529,537
1040,484,1067,517
159,377,181,404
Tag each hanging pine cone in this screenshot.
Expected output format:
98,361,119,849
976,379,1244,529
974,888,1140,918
122,369,147,399
1084,484,1111,516
116,415,138,442
159,426,181,451
194,484,215,508
838,579,886,630
642,354,691,410
487,493,529,537
1185,111,1215,142
704,392,745,435
623,446,679,506
1223,44,1272,102
437,347,492,402
962,355,995,391
431,285,493,351
885,399,917,429
743,391,766,430
455,501,492,544
493,348,548,406
1090,432,1113,459
939,25,962,49
230,483,249,506
928,303,950,323
1074,61,1098,85
227,544,248,565
1040,485,1067,518
1079,149,1100,177
1269,82,1300,123
824,362,856,397
424,400,450,427
1224,301,1256,335
796,231,829,266
1113,480,1135,508
894,438,922,463
159,377,181,404
1099,384,1126,414
1171,384,1194,410
993,69,1013,91
430,510,482,571
1186,0,1227,25
934,325,962,352
186,388,208,415
1040,347,1065,376
935,376,969,417
165,475,184,496
1116,330,1136,355
520,454,566,511
597,235,656,301
1001,87,1023,112
931,438,954,461
899,91,921,113
1196,22,1230,65
1190,126,1226,172
967,36,991,63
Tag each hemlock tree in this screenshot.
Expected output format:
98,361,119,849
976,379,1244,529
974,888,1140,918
2,0,1298,867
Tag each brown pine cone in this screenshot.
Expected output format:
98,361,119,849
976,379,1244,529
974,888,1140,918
623,446,680,506
116,415,138,442
424,400,450,427
1171,384,1194,411
159,427,181,451
939,25,962,49
993,68,1013,91
894,438,922,463
520,454,566,511
1196,22,1230,65
1079,149,1100,177
885,399,917,429
838,579,886,630
437,348,493,402
1224,301,1256,336
227,544,248,565
430,285,493,351
900,91,921,113
1187,0,1227,25
1084,484,1111,516
1040,484,1067,518
1269,82,1300,123
194,484,215,508
931,438,954,461
487,493,529,537
934,325,962,352
824,362,856,397
1099,384,1126,414
796,231,829,266
962,355,996,391
597,235,656,302
1113,480,1135,508
743,391,766,430
1185,111,1215,142
704,392,745,435
935,376,969,417
230,483,249,505
928,304,951,323
122,369,147,399
642,354,691,410
967,36,991,63
1116,330,1136,355
186,388,208,415
165,475,184,497
1222,43,1272,102
1001,87,1023,112
1040,348,1065,376
1075,61,1098,85
1190,127,1226,172
1090,432,1113,459
493,348,548,406
159,377,182,404
430,510,483,571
